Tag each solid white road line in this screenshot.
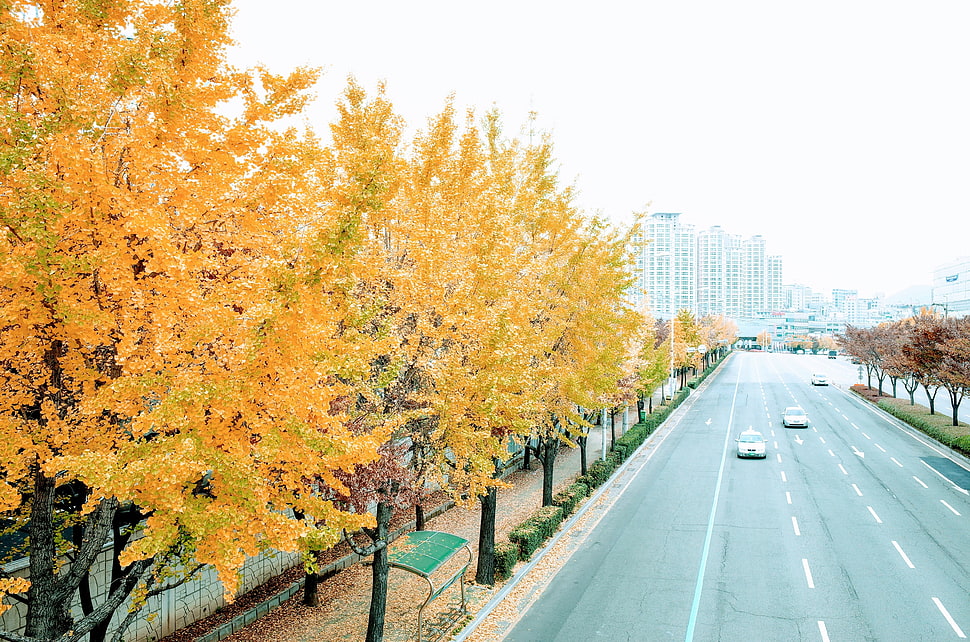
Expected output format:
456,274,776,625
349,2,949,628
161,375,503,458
792,516,801,536
914,476,929,489
892,540,915,568
867,506,883,523
851,483,863,496
839,464,848,475
891,457,903,468
802,559,815,588
941,500,962,516
922,460,970,495
933,597,967,638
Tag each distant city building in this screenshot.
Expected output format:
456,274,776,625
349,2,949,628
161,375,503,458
697,226,741,317
784,284,812,311
932,257,970,317
831,289,858,315
641,213,696,319
630,213,911,334
638,214,782,320
767,255,784,313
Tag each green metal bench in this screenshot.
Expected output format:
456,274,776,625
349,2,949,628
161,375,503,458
388,530,472,642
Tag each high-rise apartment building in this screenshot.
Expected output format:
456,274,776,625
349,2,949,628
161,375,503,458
741,236,767,316
642,213,696,319
767,255,784,313
638,214,781,320
697,226,742,317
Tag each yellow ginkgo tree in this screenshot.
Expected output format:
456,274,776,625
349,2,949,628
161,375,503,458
0,3,383,640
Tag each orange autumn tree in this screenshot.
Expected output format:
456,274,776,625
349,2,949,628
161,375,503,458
310,85,552,641
506,130,645,508
0,3,383,641
401,107,555,587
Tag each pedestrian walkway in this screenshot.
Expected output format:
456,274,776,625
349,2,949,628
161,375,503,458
219,403,652,642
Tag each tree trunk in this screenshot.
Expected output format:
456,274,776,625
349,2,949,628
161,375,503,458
26,470,74,641
415,503,426,532
475,486,498,585
85,504,139,642
304,570,322,607
948,389,963,427
577,433,588,476
365,500,393,642
904,378,918,405
923,384,938,414
540,438,559,507
523,437,532,471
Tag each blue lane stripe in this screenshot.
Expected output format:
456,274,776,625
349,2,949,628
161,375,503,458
684,364,742,641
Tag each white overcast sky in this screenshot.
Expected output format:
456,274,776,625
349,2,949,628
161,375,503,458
228,1,970,299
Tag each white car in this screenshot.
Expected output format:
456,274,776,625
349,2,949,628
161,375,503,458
736,429,767,458
811,373,829,386
782,406,810,428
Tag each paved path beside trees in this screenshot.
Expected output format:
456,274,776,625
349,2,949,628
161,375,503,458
220,399,664,642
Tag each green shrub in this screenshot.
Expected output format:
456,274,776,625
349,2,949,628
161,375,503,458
508,523,543,560
533,505,564,538
553,482,589,517
876,399,970,457
610,441,629,461
493,542,519,581
607,450,623,469
509,505,565,561
584,459,614,488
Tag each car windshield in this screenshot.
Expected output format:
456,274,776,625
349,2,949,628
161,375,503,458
785,407,805,415
739,433,763,443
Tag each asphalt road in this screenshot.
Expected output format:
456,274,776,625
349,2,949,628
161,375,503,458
500,352,970,641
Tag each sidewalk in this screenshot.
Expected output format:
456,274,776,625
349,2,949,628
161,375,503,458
214,404,650,642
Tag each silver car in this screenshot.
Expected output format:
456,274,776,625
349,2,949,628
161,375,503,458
736,429,767,458
783,406,810,428
811,373,829,386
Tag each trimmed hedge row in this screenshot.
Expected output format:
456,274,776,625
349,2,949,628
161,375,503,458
876,400,970,456
508,505,564,560
493,542,519,581
553,482,590,518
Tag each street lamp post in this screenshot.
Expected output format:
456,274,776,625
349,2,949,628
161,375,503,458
669,222,676,397
656,249,676,401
